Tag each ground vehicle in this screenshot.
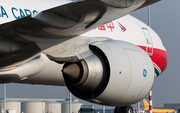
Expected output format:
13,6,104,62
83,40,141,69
79,105,96,113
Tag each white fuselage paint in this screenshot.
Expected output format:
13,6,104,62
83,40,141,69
82,15,166,51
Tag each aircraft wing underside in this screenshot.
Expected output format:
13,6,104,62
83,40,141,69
0,0,160,40
0,0,160,68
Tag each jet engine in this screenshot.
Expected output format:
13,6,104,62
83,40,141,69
62,40,154,106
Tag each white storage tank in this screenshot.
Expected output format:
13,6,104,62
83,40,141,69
0,101,21,113
46,102,61,113
21,102,45,113
61,103,83,113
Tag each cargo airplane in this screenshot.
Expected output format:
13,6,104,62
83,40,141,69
0,0,167,113
143,100,175,113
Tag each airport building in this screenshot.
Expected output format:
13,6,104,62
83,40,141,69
0,98,82,113
164,103,180,110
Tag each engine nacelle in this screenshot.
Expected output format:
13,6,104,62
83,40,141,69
62,40,154,106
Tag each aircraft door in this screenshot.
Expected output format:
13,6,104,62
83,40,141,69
142,28,153,56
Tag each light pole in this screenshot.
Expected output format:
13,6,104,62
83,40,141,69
4,84,6,113
148,6,150,27
69,92,72,113
148,5,153,113
103,106,105,113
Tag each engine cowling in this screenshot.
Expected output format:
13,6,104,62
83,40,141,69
62,40,154,106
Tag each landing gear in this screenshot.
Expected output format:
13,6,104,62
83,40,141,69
114,106,133,113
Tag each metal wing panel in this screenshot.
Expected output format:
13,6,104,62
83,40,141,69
0,0,160,40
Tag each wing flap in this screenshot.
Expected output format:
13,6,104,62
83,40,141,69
32,11,78,29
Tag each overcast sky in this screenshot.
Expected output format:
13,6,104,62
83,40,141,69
0,0,180,109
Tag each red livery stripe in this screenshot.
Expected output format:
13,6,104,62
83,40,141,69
138,45,168,75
